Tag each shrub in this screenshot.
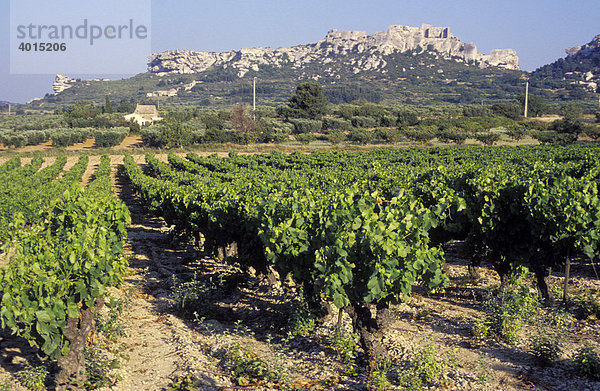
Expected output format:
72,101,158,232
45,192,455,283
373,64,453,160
396,110,420,126
402,127,435,143
254,119,292,143
481,286,538,344
140,126,163,147
327,131,346,145
573,343,600,380
474,133,500,146
531,130,575,145
530,327,564,366
288,118,322,134
436,128,467,144
350,116,377,128
506,126,528,140
94,127,129,148
398,343,456,388
170,274,224,319
375,128,403,143
51,127,93,147
348,128,374,145
202,128,239,144
295,133,316,145
573,290,600,320
322,117,351,131
379,114,398,127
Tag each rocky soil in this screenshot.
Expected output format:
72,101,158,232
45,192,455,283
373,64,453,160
0,157,599,391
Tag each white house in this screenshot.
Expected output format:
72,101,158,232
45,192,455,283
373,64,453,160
124,104,162,126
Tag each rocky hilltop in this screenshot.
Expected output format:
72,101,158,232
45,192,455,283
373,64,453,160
565,34,600,58
53,74,77,94
148,24,519,77
532,34,600,94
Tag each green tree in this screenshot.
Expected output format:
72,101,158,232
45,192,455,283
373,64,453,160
287,82,329,119
159,120,193,148
116,99,135,113
104,96,114,114
63,102,101,127
517,94,547,117
549,102,590,142
396,111,419,127
560,102,584,121
491,103,522,120
231,103,256,134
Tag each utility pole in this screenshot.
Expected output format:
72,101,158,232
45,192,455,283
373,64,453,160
252,77,256,121
8,104,11,115
524,80,529,118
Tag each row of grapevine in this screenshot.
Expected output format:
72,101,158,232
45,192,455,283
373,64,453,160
123,144,600,361
0,155,131,388
0,155,91,241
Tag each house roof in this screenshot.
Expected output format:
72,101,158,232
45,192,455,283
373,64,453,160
134,104,158,117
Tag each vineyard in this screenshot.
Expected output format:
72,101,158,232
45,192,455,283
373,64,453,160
0,145,600,390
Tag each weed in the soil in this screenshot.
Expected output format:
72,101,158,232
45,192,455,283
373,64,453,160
170,273,224,318
471,318,489,336
0,379,11,391
284,290,317,338
529,325,564,367
84,345,124,389
95,296,126,341
330,328,359,377
573,290,600,320
573,343,600,380
167,374,203,390
16,365,48,391
481,285,538,344
549,307,574,328
469,318,490,347
367,353,392,391
507,264,532,286
219,341,282,387
397,342,456,389
368,369,391,391
550,284,563,301
413,304,432,321
475,352,495,385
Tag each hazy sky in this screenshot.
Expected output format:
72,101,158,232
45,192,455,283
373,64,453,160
1,0,599,103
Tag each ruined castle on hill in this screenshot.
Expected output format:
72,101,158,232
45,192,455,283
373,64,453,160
147,23,519,78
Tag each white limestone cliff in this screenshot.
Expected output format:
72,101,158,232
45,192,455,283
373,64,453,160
147,24,519,77
53,74,77,94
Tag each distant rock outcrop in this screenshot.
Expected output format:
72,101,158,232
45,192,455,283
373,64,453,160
148,23,519,77
532,34,600,94
53,74,76,94
566,34,600,58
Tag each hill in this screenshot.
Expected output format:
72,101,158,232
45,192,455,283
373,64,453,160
22,24,597,111
530,34,600,102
